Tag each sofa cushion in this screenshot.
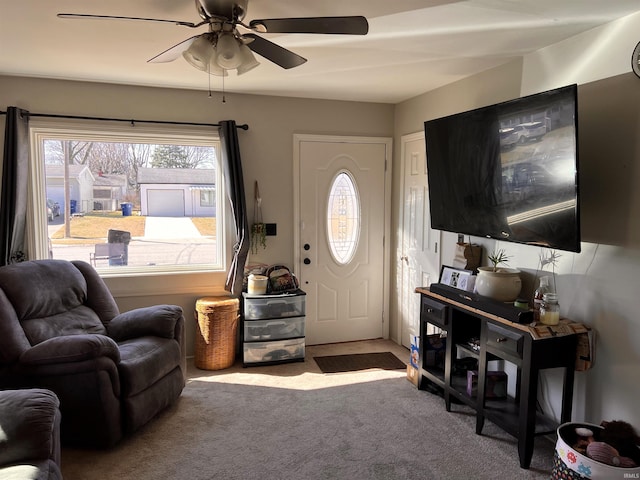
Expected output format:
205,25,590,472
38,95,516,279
0,461,62,480
20,334,120,366
117,337,182,397
22,306,107,346
0,260,87,320
108,305,183,342
0,290,31,365
0,260,107,345
0,389,60,467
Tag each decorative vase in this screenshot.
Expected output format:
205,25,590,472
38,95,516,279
475,266,522,302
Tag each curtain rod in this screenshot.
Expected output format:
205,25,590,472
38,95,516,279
0,110,249,130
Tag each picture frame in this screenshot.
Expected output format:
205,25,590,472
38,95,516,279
439,265,476,292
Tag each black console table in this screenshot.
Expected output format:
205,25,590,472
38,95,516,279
416,285,588,469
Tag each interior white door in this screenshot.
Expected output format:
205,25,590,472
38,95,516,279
294,135,391,345
399,132,441,349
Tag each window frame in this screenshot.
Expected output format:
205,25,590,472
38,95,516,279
27,118,230,280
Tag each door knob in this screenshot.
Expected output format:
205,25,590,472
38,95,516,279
304,244,310,250
304,258,311,265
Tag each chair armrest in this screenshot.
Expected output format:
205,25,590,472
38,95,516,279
0,389,60,466
107,305,184,342
19,334,120,366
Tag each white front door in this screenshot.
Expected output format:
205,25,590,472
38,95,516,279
294,135,392,345
399,132,441,349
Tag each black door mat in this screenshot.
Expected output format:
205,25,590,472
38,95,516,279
313,352,406,373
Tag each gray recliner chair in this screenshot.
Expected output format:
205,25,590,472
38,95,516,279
0,388,62,480
0,259,186,448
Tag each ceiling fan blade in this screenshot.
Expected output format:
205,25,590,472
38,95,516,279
249,16,368,35
148,36,199,63
57,13,201,28
243,34,307,69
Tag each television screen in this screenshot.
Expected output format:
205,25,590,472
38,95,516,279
424,84,580,253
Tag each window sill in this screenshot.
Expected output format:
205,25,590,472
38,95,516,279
102,269,230,298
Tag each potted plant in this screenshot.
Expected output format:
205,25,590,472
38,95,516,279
251,222,267,254
476,248,522,302
487,248,511,272
251,181,267,255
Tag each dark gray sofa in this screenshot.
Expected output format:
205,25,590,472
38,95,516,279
0,388,62,479
0,259,186,448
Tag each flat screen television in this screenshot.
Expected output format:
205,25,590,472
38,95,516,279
424,84,581,253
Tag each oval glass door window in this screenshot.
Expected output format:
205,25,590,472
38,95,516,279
326,170,360,265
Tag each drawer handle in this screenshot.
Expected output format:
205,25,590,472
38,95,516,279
426,308,434,313
496,337,508,343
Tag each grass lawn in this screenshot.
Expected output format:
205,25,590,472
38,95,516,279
191,217,216,236
51,212,216,244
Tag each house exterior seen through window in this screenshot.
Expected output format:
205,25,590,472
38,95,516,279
34,124,224,273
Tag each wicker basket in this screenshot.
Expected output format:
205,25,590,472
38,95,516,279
195,296,239,370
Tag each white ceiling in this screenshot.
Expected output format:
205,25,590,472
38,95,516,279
2,0,640,104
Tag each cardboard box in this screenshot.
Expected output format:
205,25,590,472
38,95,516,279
424,334,446,368
410,335,420,369
466,370,507,398
406,365,419,387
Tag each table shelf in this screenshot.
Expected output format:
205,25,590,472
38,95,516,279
416,285,580,469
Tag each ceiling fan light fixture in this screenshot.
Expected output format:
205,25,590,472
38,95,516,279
215,32,242,69
207,56,229,77
183,34,215,72
58,6,370,78
236,44,260,75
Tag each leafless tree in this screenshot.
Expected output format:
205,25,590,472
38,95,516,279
126,144,152,191
44,140,93,164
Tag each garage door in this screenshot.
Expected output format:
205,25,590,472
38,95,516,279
147,189,185,217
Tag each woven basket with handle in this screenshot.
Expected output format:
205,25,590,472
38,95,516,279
194,296,239,370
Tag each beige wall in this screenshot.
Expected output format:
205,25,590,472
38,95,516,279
0,75,394,356
391,13,640,427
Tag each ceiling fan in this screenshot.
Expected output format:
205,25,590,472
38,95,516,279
58,0,369,77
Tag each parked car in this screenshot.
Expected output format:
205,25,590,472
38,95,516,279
46,199,60,222
499,127,519,150
514,122,547,143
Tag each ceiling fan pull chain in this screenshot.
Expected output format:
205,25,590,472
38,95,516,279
222,73,226,103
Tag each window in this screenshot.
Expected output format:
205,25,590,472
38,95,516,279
29,120,226,275
326,170,360,265
200,190,215,207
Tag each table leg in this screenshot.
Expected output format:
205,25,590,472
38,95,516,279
518,365,539,469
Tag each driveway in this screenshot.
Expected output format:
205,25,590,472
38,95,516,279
142,217,201,239
49,217,211,266
48,216,202,240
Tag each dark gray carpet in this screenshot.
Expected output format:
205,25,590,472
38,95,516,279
61,343,556,480
313,351,407,373
61,365,555,479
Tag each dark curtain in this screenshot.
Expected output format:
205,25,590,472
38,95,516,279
1,107,30,265
218,120,249,296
